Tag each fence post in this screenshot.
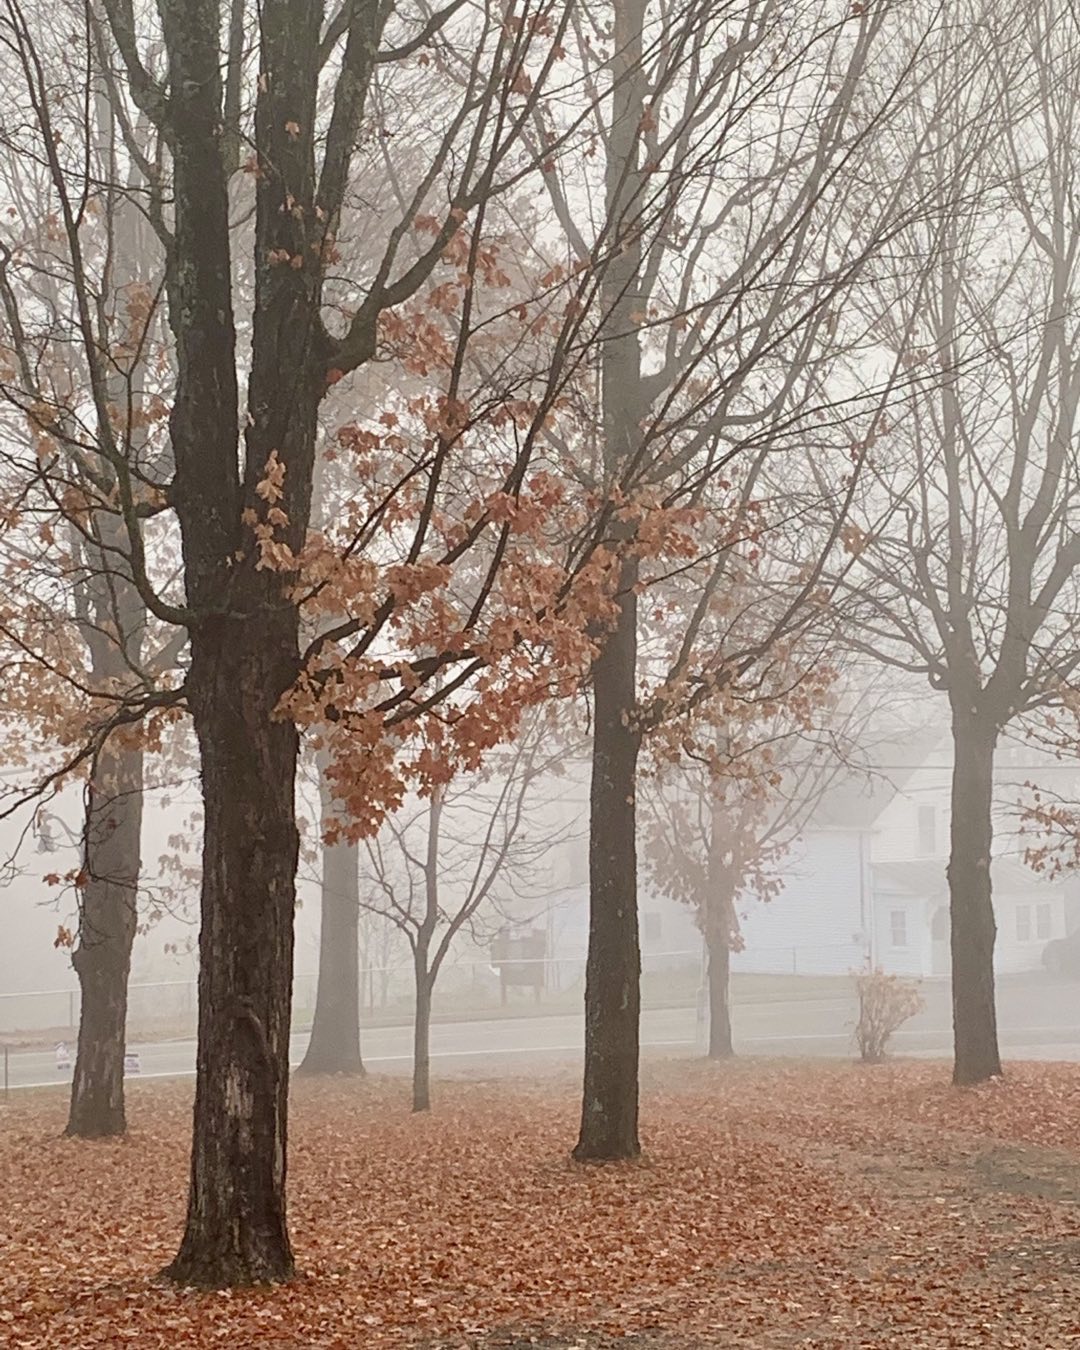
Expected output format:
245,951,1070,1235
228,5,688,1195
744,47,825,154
4,1044,8,1102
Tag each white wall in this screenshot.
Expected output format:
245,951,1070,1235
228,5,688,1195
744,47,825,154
872,892,930,976
995,892,1067,974
732,830,869,976
872,777,950,865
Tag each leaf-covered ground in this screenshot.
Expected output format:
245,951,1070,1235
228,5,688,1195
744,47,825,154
2,1058,1080,1347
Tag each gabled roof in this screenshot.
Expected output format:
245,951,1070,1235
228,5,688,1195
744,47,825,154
807,728,946,832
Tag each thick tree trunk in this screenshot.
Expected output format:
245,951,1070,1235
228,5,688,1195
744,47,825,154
705,923,733,1060
948,710,1002,1085
164,617,300,1287
413,958,432,1113
573,0,647,1165
160,0,329,1285
574,576,642,1161
297,764,364,1077
66,744,144,1138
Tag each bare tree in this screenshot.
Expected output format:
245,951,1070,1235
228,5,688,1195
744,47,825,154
642,677,858,1058
829,0,1080,1083
359,722,574,1111
538,0,953,1159
0,66,176,1136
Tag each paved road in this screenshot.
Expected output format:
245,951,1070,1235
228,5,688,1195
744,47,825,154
5,975,1079,1091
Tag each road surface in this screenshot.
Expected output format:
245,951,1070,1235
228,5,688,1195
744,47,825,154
4,975,1079,1091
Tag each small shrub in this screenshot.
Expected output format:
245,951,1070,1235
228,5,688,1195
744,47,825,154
854,967,924,1063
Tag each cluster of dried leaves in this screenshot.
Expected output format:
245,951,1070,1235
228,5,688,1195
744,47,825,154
2,1059,1080,1347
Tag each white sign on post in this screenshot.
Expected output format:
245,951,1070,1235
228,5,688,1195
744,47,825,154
123,1051,141,1077
55,1042,71,1073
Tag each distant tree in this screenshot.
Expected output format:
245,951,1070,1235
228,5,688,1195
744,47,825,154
827,0,1080,1084
296,749,365,1077
358,719,574,1111
0,76,180,1137
643,680,847,1058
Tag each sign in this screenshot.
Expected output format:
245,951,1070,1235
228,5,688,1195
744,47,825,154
55,1042,71,1073
123,1051,141,1077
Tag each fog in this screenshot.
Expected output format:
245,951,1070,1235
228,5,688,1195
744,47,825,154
2,0,1080,1327
4,688,1078,1088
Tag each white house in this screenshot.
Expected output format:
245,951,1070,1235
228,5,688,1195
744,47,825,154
732,733,1076,979
865,735,1074,977
492,730,1078,986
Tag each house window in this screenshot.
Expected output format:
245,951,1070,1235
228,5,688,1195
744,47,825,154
1016,904,1032,942
643,911,662,944
917,804,936,856
1036,903,1053,942
890,909,908,948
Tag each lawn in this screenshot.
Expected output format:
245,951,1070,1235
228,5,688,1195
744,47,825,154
2,1058,1079,1347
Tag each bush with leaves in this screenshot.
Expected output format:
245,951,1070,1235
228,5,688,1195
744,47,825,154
854,968,924,1063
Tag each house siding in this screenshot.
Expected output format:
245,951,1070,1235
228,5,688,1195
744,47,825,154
733,830,869,976
994,891,1066,974
872,892,931,977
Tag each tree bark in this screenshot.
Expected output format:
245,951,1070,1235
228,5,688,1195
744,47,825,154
160,0,326,1286
413,955,432,1113
65,90,152,1139
703,808,738,1062
575,574,642,1161
573,0,647,1165
66,743,144,1137
297,764,364,1077
411,789,443,1113
705,921,734,1060
165,617,300,1286
948,708,1002,1085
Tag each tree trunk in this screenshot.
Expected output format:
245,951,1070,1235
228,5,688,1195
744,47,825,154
574,575,642,1161
164,616,300,1287
66,743,144,1138
160,0,328,1285
705,922,734,1060
297,761,364,1076
413,956,432,1113
704,810,738,1062
573,0,647,1165
65,102,151,1138
948,709,1002,1085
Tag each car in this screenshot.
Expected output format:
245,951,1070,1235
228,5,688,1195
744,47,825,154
1043,929,1080,978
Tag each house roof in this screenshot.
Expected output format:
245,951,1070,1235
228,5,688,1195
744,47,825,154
873,859,947,898
792,715,951,834
873,855,1054,898
809,769,912,830
809,781,891,831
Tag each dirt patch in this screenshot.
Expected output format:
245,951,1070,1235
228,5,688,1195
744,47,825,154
973,1142,1080,1203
